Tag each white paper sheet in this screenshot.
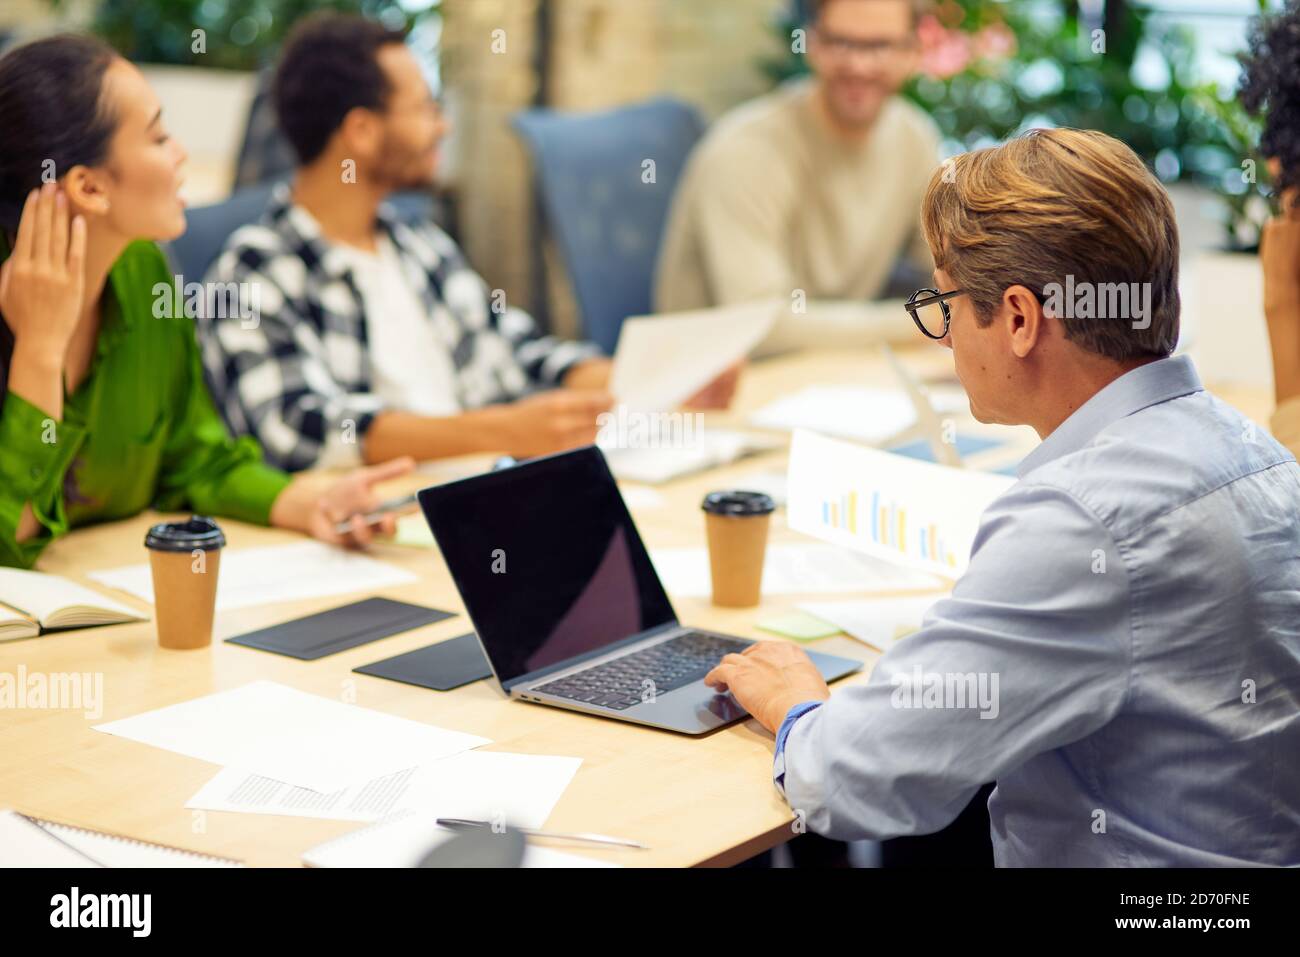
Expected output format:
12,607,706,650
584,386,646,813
610,301,779,411
87,540,417,611
649,543,945,599
93,680,490,792
186,751,583,830
799,595,947,650
750,385,919,445
787,430,1015,578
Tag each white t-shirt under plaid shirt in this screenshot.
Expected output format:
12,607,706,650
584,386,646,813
197,183,601,471
334,233,460,420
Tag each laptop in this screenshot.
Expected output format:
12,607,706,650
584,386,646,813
418,446,861,734
881,343,963,468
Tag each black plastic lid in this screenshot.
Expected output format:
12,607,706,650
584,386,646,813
144,516,226,552
701,490,776,517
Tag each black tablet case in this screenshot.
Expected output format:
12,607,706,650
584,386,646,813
225,597,454,660
354,633,492,691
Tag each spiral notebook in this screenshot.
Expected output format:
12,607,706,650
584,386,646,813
0,810,243,868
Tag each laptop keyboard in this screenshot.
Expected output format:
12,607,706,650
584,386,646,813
533,632,751,711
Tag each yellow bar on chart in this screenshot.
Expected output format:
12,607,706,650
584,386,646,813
848,492,857,534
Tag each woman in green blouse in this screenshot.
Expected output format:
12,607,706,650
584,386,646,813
0,35,413,568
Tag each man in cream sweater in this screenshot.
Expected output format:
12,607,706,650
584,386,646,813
654,0,940,350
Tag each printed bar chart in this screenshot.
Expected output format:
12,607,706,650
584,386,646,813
791,430,1016,577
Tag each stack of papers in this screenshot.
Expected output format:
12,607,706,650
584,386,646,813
93,681,583,830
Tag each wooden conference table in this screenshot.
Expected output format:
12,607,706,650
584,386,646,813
0,346,1275,867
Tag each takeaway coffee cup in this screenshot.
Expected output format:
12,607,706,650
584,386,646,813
701,490,776,608
144,516,226,650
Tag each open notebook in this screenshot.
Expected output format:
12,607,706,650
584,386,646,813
0,568,145,642
0,810,242,867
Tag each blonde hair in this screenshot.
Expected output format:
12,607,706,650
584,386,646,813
921,128,1180,361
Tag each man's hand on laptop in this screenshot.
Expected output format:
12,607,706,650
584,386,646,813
704,641,830,735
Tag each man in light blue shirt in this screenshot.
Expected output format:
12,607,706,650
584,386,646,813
706,128,1300,867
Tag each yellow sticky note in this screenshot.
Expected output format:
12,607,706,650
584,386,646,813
755,611,843,642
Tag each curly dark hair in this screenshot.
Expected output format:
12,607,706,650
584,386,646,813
1239,0,1300,197
273,12,408,166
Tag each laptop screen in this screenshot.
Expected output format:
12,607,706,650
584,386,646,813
419,447,677,685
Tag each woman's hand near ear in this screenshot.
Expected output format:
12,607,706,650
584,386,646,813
0,183,87,420
1,183,87,545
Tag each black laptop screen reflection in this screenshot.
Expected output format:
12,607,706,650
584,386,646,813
424,450,676,683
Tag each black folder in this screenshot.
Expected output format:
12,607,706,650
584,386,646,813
354,633,492,691
225,597,454,660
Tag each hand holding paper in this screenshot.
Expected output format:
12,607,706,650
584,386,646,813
609,301,778,411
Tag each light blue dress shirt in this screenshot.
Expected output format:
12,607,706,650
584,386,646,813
774,356,1300,866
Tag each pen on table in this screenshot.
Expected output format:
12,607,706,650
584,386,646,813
332,492,420,535
435,817,648,849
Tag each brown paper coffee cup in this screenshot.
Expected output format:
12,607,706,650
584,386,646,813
702,491,776,608
144,517,225,650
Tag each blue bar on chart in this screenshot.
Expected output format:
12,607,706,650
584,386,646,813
820,492,857,533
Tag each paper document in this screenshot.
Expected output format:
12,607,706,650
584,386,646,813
610,301,779,411
93,680,490,792
751,385,918,445
787,430,1014,577
649,543,945,598
752,384,973,446
88,540,417,611
187,750,582,828
799,595,947,650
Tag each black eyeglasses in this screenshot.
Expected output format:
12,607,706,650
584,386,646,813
905,287,966,340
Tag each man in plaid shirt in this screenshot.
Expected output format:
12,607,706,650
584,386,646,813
199,14,617,472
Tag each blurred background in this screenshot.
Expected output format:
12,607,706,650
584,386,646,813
0,0,1281,386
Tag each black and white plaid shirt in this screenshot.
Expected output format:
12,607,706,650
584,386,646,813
198,184,600,471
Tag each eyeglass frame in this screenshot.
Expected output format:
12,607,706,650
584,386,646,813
905,287,966,340
811,28,918,63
